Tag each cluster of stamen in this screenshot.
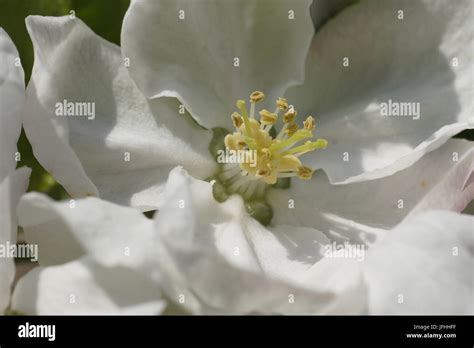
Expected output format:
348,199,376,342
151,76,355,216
221,91,327,196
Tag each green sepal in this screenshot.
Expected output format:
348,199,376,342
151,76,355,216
212,180,230,203
273,177,291,189
209,127,231,160
245,200,274,226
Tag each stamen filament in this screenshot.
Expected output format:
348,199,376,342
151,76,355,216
236,100,251,136
273,107,280,117
242,135,257,150
220,165,242,180
276,124,288,140
229,174,259,192
280,139,327,156
250,102,256,119
269,130,312,152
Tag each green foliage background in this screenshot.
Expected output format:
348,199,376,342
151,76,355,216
1,0,472,201
0,0,129,199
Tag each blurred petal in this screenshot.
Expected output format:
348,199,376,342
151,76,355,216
0,168,31,313
363,211,474,314
24,15,216,208
288,0,474,183
269,139,474,245
121,0,314,128
11,258,166,315
0,28,24,179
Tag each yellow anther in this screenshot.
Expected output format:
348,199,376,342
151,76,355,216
250,91,265,103
261,148,271,160
224,134,233,148
276,97,288,110
285,122,299,136
237,140,247,150
303,116,316,131
224,133,239,150
236,99,246,109
231,112,243,128
225,133,249,151
257,168,271,177
224,91,327,189
297,166,314,180
259,109,278,125
283,110,297,123
263,172,278,184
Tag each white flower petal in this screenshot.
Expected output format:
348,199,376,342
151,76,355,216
0,28,24,179
269,139,474,245
288,0,474,183
154,167,367,314
11,258,166,315
363,210,474,314
17,191,194,315
160,243,364,314
121,0,314,129
0,168,31,313
17,167,367,314
24,15,216,208
0,28,28,313
15,194,170,314
242,221,366,314
17,192,159,271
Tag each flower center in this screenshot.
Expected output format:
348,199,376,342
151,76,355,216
208,91,327,225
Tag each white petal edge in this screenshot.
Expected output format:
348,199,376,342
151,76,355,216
0,167,31,313
287,0,474,183
11,258,166,315
121,0,315,129
15,193,168,314
0,27,24,179
24,15,216,208
17,192,159,273
363,210,474,314
269,139,474,245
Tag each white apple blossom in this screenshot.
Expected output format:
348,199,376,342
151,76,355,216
14,0,474,314
22,0,473,211
0,28,30,314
